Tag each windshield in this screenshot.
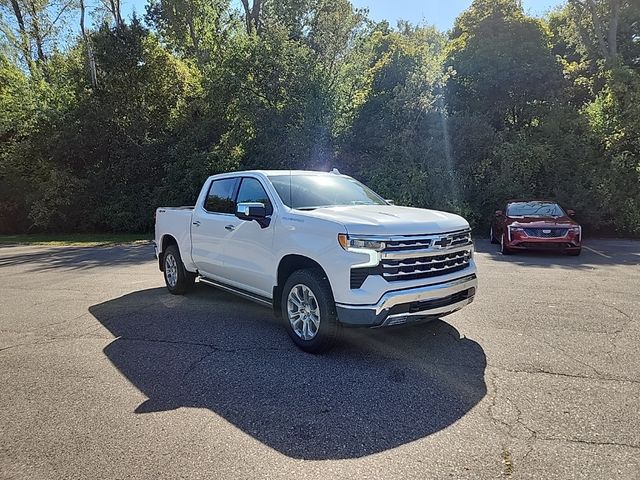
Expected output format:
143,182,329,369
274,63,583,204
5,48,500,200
268,174,387,210
506,202,566,217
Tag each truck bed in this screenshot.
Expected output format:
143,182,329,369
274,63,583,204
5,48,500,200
155,207,195,264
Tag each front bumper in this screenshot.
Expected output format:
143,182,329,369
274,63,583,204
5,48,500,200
335,274,477,327
508,237,581,251
507,228,581,251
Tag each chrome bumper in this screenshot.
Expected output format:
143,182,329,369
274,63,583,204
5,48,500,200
335,274,477,327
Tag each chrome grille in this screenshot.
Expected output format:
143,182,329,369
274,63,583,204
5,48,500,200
522,228,568,238
381,230,473,282
385,238,432,251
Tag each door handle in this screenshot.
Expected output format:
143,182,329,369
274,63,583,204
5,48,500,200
225,224,236,231
192,221,201,226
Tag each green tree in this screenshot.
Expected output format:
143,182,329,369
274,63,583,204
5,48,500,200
145,0,233,62
446,0,563,129
219,28,332,170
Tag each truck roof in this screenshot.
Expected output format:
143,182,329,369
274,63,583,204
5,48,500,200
213,169,346,178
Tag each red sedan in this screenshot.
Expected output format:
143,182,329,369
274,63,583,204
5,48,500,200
490,200,582,256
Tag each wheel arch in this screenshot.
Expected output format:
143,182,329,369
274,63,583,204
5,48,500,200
272,254,332,318
158,234,178,271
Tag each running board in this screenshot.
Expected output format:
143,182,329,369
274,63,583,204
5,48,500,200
198,277,272,307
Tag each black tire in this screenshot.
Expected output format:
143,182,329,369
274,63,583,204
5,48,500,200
163,245,196,295
490,226,499,244
501,234,513,255
281,269,340,353
567,248,582,256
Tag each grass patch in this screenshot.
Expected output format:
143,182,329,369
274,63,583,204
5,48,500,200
0,233,152,247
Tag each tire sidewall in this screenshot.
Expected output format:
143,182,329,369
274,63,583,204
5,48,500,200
501,233,511,255
281,270,338,353
163,245,191,294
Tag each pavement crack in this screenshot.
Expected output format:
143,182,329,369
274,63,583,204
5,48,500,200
486,370,539,477
602,301,636,360
0,337,63,354
604,302,631,320
488,327,606,377
536,436,640,450
116,336,289,354
183,348,218,379
487,364,640,385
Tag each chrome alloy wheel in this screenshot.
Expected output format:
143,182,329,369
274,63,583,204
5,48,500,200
287,284,320,341
165,253,178,287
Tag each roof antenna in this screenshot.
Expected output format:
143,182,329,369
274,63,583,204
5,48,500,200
330,168,340,175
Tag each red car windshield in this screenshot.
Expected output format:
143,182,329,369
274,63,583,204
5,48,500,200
506,202,565,218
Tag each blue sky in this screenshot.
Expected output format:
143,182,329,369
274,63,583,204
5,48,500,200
122,0,565,31
350,0,564,30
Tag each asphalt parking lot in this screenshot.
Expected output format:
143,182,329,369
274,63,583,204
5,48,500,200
0,239,639,479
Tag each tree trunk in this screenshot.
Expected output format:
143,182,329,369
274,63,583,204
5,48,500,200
8,0,34,72
107,0,123,27
585,0,610,59
240,0,262,34
80,0,97,86
607,0,620,58
570,0,621,62
27,0,46,65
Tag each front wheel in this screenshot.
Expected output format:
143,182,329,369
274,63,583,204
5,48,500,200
501,234,513,255
163,245,196,294
567,248,582,256
281,269,340,353
490,226,499,244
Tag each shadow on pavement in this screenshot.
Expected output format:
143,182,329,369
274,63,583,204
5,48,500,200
89,284,486,460
0,243,154,271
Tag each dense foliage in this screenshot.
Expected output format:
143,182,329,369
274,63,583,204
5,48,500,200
1,0,639,235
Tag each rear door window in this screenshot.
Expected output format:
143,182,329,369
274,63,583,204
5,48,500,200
204,178,238,214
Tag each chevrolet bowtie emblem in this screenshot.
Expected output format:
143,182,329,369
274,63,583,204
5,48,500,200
434,237,452,248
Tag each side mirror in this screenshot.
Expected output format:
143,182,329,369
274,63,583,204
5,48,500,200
236,202,270,228
567,209,576,217
385,199,395,205
495,210,503,217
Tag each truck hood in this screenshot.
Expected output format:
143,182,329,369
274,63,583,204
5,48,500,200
299,205,469,236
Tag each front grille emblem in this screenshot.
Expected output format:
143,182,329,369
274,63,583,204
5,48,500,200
433,236,452,248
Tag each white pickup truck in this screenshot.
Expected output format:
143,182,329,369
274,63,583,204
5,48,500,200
155,170,477,352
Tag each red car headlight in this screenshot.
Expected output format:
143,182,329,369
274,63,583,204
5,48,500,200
507,226,526,241
568,226,581,240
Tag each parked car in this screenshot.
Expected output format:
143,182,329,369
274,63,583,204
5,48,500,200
490,200,582,256
155,170,478,352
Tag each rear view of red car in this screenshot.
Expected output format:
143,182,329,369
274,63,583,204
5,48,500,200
490,201,582,256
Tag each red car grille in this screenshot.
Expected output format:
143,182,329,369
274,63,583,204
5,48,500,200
523,228,568,238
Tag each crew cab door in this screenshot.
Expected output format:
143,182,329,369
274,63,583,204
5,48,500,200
221,176,277,298
190,177,239,279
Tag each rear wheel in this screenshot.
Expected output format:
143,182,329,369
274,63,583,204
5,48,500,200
163,245,196,294
281,269,339,353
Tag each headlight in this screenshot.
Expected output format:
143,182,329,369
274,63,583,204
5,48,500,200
337,234,385,252
568,226,581,239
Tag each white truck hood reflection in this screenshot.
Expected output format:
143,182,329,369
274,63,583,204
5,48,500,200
297,205,469,236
